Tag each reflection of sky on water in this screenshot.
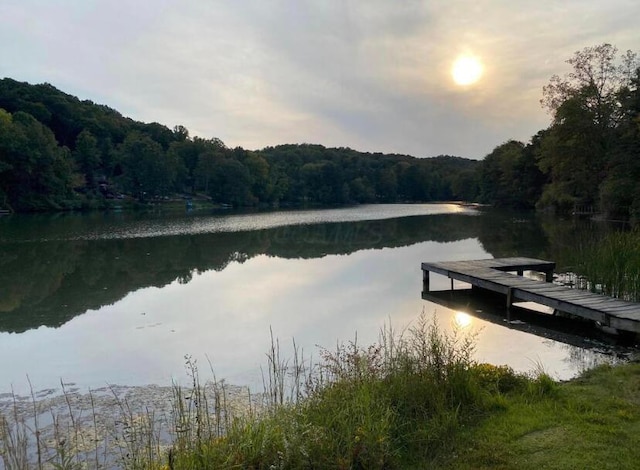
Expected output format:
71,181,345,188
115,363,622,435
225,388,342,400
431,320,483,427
110,203,473,240
1,203,473,242
0,234,618,396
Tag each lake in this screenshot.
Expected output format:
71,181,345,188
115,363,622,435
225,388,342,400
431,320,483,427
0,204,631,397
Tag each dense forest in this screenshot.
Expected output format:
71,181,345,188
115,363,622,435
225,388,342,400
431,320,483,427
479,44,640,220
0,78,478,212
0,44,638,218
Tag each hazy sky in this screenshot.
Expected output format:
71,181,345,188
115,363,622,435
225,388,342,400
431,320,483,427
1,1,638,159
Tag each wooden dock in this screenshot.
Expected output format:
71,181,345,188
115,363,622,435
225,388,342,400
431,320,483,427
421,257,640,335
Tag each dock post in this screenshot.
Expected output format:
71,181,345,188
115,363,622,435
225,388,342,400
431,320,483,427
422,269,430,292
450,278,454,291
517,270,523,276
506,287,513,309
545,270,553,282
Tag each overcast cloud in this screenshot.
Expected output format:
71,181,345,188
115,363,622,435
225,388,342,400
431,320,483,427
1,0,638,158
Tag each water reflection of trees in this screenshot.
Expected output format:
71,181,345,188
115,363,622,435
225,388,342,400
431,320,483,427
561,342,629,375
476,208,619,273
475,209,550,260
0,209,624,333
0,213,484,332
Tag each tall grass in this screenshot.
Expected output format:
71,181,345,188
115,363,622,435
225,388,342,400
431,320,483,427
572,230,640,301
1,314,552,469
165,314,549,469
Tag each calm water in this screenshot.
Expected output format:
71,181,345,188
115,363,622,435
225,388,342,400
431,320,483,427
0,204,629,396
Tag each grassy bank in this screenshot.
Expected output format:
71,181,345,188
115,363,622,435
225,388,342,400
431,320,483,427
2,315,639,469
445,362,640,469
162,316,520,469
160,326,640,470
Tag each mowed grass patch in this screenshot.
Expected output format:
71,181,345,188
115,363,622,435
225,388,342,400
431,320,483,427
444,362,640,470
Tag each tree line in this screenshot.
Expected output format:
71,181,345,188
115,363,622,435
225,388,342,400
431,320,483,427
478,44,640,221
0,78,478,212
1,43,638,218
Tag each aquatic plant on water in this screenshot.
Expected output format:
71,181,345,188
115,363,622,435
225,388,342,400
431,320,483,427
571,230,640,302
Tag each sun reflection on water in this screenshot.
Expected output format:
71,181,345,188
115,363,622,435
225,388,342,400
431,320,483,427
453,311,473,329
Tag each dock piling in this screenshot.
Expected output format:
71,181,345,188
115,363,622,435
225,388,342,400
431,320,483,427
423,269,430,292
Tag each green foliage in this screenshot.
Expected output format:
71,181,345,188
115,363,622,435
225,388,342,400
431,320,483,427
73,129,101,190
0,79,481,212
479,140,544,209
476,44,640,216
479,44,640,213
535,44,640,215
260,144,479,206
0,108,74,211
117,132,178,201
599,69,640,221
473,363,527,395
208,156,254,205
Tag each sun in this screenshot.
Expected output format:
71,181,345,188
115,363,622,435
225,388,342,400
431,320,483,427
452,55,483,86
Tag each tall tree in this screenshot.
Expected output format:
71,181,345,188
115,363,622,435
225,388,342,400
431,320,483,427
209,158,252,205
118,132,175,201
238,151,270,203
194,150,223,194
537,44,639,212
0,109,73,210
480,140,544,209
599,68,640,220
73,130,101,190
